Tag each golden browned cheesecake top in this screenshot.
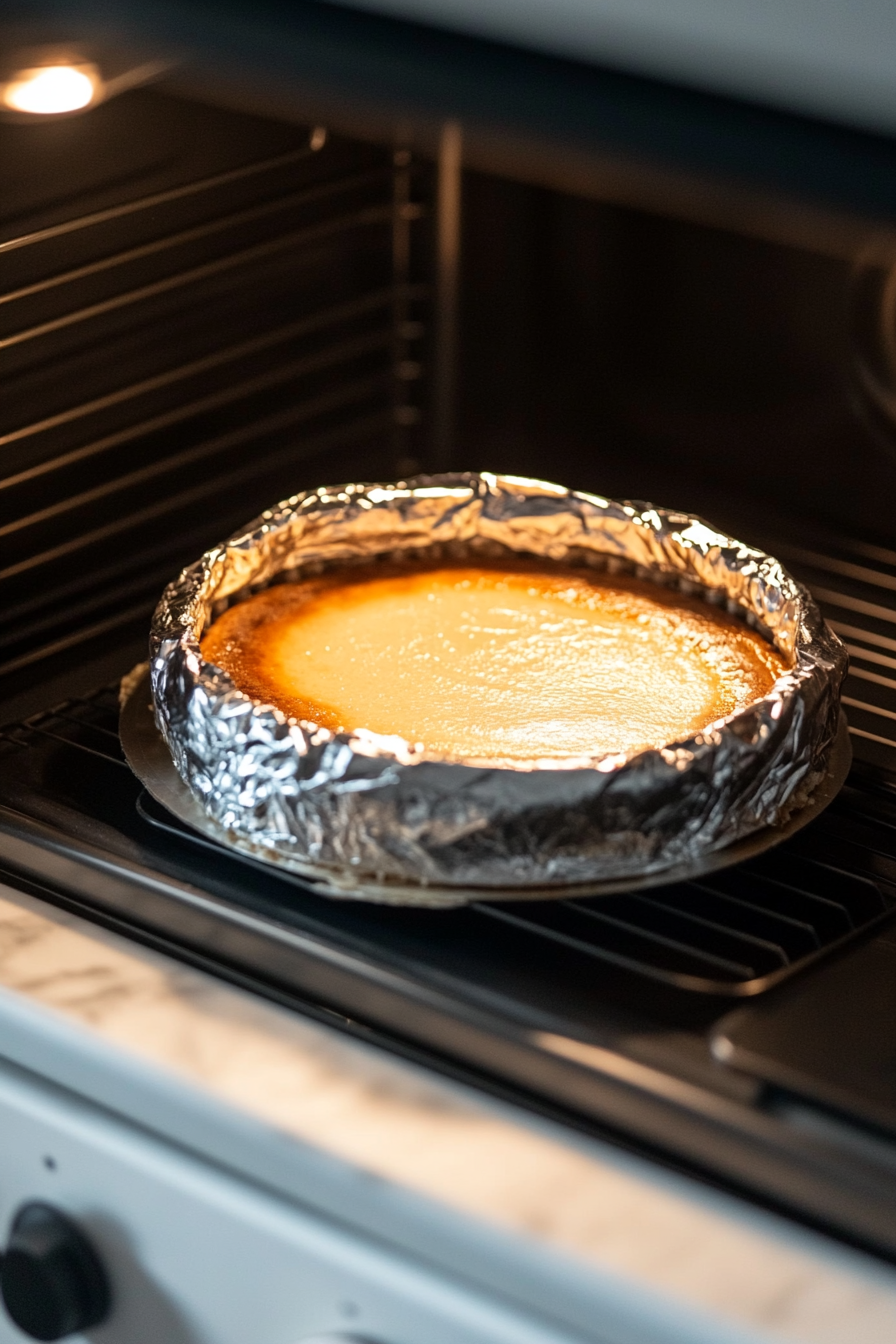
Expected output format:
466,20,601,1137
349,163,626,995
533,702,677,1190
201,560,787,764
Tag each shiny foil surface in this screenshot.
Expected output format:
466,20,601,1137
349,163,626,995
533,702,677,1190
149,473,846,894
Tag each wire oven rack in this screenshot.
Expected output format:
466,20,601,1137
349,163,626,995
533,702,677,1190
0,683,891,1001
0,529,892,1016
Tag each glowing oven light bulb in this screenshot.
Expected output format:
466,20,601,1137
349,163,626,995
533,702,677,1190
3,65,97,115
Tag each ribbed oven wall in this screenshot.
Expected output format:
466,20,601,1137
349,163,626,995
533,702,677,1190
0,88,428,720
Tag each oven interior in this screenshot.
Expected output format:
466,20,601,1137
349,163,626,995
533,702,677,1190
4,80,896,1260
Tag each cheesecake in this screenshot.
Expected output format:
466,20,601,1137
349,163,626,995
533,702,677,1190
201,560,786,764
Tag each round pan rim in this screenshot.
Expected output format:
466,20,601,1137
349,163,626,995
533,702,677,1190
149,473,847,890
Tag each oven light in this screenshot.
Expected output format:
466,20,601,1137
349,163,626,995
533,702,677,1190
2,64,99,115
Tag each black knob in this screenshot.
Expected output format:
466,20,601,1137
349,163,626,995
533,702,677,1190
0,1203,111,1341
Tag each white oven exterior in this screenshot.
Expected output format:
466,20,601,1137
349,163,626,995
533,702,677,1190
0,881,894,1344
0,1057,577,1344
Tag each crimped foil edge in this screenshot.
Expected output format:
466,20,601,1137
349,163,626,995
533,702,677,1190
149,473,846,889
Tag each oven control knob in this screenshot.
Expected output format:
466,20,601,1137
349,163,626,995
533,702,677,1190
0,1203,111,1341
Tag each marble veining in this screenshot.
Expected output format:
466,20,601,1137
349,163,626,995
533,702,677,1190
0,882,894,1342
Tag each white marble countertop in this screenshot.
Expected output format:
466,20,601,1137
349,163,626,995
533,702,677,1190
0,878,895,1343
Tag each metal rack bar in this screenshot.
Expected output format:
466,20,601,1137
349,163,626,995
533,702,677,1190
843,695,896,724
841,642,896,669
774,545,896,593
834,622,896,652
0,204,393,354
851,666,896,690
431,121,462,471
0,602,159,680
0,389,392,584
0,285,412,478
475,901,757,980
851,725,896,748
0,167,391,312
22,722,131,767
2,524,233,634
639,890,808,956
678,885,819,940
47,710,121,742
0,142,321,256
812,586,896,624
1,334,393,540
568,896,787,968
2,555,191,653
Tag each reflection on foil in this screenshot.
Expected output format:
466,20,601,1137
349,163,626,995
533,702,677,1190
149,474,846,893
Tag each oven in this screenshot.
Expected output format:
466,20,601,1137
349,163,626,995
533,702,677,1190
2,4,896,1342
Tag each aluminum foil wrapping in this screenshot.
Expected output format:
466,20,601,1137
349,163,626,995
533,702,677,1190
149,473,846,892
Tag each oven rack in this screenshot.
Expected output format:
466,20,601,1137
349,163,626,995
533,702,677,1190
2,519,896,1007
772,536,896,772
0,680,890,1001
